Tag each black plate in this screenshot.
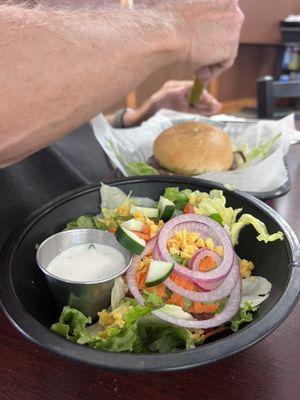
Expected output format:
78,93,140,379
114,164,291,201
0,176,300,372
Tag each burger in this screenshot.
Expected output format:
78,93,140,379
148,122,234,175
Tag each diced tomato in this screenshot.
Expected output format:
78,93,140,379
183,204,195,214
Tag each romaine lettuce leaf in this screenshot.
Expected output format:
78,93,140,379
182,188,283,247
231,214,284,246
111,277,128,310
126,162,159,176
100,183,129,211
163,187,192,209
230,302,257,332
65,215,95,230
159,304,194,320
91,303,153,353
51,306,92,340
93,216,107,230
131,196,156,208
143,288,165,307
194,190,242,229
148,326,195,353
51,302,197,353
209,213,223,226
137,314,195,353
246,133,281,164
241,276,272,308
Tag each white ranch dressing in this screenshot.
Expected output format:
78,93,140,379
47,243,126,282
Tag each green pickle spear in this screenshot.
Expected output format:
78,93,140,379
189,77,203,107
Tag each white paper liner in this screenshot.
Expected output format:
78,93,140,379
91,110,300,194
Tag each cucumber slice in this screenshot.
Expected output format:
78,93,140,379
145,260,174,287
115,226,146,255
158,196,175,221
121,218,145,232
130,205,159,219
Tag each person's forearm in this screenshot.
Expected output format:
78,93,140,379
0,5,184,167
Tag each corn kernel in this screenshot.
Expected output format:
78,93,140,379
197,194,207,203
192,329,205,341
144,217,154,226
98,310,114,327
215,246,224,257
116,206,130,216
240,259,254,279
181,251,193,259
196,238,205,248
187,232,199,245
169,247,180,256
133,211,143,220
188,193,197,205
205,237,214,250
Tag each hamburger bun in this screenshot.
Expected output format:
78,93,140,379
153,122,233,175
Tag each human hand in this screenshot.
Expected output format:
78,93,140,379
169,0,244,82
146,80,221,115
122,80,221,128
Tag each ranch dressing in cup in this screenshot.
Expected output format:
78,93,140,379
47,243,126,282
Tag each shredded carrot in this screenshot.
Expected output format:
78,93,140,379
168,293,185,308
109,226,117,234
198,256,217,272
132,231,152,242
167,274,196,308
142,226,151,235
183,204,195,214
170,274,197,291
136,269,148,289
188,302,219,314
136,263,218,313
147,284,168,298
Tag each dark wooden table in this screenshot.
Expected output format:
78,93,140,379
1,144,300,400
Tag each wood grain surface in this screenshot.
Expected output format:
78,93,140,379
1,145,300,400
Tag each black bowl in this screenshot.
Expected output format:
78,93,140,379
1,176,299,372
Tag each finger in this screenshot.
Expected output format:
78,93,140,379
201,91,222,108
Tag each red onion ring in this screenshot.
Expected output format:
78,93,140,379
190,249,223,290
190,249,222,271
153,277,241,329
126,241,242,329
154,214,234,286
164,255,239,302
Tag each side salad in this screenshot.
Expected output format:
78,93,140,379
51,184,283,353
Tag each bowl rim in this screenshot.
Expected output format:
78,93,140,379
1,175,300,372
36,228,133,285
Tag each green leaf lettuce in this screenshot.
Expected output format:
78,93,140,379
231,214,284,246
230,302,258,332
163,187,192,209
126,162,159,176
